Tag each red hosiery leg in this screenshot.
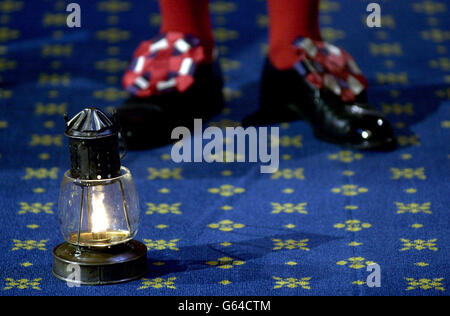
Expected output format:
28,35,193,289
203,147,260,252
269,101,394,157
159,0,214,63
268,0,321,70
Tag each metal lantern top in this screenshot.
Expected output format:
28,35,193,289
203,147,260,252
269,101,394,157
65,107,121,180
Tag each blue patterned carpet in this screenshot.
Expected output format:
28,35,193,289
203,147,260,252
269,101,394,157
0,0,449,296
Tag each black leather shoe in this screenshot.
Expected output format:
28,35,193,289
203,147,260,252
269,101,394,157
116,32,224,150
117,62,223,150
243,59,397,150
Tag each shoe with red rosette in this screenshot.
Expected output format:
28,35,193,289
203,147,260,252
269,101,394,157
118,32,224,149
244,37,397,150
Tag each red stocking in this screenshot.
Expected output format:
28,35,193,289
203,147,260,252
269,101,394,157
159,0,214,63
268,0,321,70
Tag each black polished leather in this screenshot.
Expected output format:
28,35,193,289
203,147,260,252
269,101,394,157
117,62,224,150
243,59,397,150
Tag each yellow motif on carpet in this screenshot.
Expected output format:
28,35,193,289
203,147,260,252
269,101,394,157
18,202,54,215
208,219,245,232
206,257,245,269
138,277,176,290
3,278,41,291
273,277,311,290
400,239,438,251
12,239,48,251
271,202,307,214
143,239,180,251
405,278,445,291
272,239,310,251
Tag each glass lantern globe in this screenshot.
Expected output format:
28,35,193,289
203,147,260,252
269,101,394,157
58,166,140,248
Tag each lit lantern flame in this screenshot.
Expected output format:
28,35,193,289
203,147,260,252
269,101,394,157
91,192,108,234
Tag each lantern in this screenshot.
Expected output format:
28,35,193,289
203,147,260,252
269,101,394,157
52,107,147,285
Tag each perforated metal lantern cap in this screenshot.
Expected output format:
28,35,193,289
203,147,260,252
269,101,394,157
65,107,121,180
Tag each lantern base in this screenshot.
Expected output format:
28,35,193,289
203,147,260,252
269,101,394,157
52,240,147,285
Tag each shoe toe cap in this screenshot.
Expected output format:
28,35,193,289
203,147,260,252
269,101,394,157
349,116,397,150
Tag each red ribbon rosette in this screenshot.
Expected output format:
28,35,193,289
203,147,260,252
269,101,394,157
122,32,205,98
293,37,368,102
